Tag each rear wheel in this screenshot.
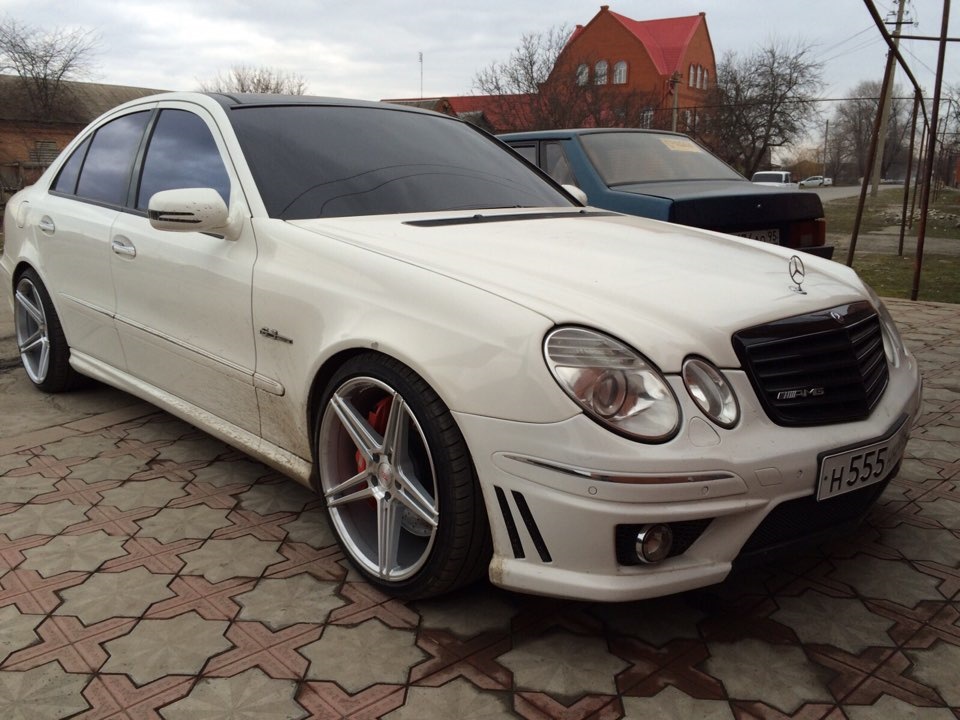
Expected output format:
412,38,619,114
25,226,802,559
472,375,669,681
316,353,490,598
13,269,77,392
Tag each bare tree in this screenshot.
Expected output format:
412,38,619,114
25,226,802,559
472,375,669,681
473,25,571,130
0,16,98,118
199,65,307,95
829,81,911,181
700,41,823,176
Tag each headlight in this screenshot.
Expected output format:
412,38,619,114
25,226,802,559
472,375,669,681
682,357,739,428
544,327,680,442
863,283,905,367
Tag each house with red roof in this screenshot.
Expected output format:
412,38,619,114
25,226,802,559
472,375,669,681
384,6,716,134
548,6,716,131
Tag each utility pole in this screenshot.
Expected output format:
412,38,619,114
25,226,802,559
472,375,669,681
419,52,423,100
670,72,681,132
870,0,908,197
822,119,830,177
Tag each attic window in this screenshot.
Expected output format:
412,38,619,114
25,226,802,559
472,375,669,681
576,64,588,86
702,69,709,90
594,60,608,85
689,64,695,87
613,61,627,84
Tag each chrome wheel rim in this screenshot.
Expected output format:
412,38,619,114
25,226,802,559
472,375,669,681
14,277,50,384
318,376,440,582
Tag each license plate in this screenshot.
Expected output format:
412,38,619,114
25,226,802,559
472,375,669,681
734,228,779,244
816,418,910,501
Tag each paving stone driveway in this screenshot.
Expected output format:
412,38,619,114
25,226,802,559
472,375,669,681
0,298,957,719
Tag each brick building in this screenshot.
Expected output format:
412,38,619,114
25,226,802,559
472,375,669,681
548,6,716,131
386,6,717,134
0,75,158,198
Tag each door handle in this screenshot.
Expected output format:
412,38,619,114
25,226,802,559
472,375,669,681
38,216,56,234
111,236,137,258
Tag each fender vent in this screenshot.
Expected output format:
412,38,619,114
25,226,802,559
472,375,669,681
512,491,552,563
492,487,552,562
494,487,524,559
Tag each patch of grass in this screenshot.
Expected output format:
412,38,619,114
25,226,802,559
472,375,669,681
825,187,960,240
850,252,960,304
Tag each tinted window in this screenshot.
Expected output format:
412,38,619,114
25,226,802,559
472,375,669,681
51,137,91,195
229,105,571,219
75,111,151,206
580,132,744,186
544,142,576,185
137,110,231,209
509,144,537,164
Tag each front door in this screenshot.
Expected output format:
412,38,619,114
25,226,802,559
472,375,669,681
110,104,259,432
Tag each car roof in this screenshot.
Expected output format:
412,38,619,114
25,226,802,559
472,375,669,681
498,128,688,141
101,91,447,120
205,92,435,114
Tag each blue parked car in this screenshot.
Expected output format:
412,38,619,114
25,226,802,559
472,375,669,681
499,129,833,259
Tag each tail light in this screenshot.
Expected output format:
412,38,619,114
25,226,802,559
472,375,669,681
787,218,826,248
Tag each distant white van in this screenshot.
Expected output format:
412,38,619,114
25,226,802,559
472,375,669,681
751,171,793,187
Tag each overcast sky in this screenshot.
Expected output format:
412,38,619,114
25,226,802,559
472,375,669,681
1,0,956,107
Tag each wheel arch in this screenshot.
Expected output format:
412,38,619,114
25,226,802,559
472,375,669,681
305,346,369,462
305,343,480,471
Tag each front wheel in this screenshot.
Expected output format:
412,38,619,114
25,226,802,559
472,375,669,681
315,353,490,598
13,269,77,392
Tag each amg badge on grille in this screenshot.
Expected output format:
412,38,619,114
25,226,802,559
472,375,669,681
776,387,825,400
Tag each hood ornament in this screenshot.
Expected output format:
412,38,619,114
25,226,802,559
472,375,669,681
788,255,806,295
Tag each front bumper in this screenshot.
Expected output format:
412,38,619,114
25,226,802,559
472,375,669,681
455,355,922,602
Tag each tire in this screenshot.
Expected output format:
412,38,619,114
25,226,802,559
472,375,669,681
316,353,491,598
13,269,78,393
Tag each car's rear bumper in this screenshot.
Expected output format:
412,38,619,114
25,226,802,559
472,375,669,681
802,244,835,260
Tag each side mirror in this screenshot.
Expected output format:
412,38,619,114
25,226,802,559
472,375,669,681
562,184,589,205
148,188,239,239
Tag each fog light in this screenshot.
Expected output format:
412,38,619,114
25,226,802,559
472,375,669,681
635,524,673,564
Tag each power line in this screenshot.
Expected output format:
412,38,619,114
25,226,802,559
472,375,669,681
820,36,886,65
819,25,875,54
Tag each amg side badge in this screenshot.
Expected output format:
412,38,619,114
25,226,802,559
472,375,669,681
259,328,293,344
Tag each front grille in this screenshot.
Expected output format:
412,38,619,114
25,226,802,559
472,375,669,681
732,301,888,426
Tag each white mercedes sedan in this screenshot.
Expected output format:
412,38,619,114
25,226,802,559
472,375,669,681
1,93,922,601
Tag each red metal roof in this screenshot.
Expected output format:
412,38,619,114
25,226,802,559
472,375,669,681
567,11,705,77
449,95,527,125
381,94,536,133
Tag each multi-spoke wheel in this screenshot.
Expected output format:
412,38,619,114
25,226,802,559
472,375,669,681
316,354,490,598
13,269,76,392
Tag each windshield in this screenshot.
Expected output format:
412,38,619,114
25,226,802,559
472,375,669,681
579,132,744,186
228,105,572,219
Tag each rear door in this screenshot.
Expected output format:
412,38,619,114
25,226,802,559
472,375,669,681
36,108,154,367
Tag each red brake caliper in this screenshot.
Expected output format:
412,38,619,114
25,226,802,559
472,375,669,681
356,396,393,477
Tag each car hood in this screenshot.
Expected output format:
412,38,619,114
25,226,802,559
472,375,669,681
288,209,867,370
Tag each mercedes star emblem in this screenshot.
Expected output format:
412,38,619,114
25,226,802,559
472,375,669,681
789,255,806,294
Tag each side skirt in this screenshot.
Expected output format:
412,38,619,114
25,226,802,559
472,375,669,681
69,350,315,488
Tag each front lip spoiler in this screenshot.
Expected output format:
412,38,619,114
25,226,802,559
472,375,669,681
502,454,737,485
